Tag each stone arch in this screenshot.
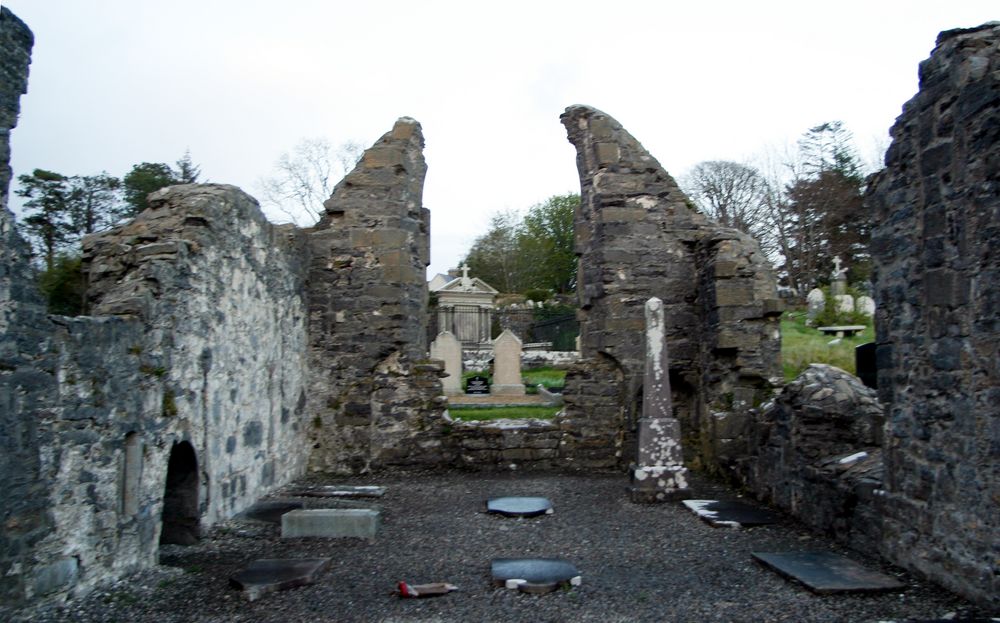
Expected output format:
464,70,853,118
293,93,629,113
121,432,142,518
159,440,200,545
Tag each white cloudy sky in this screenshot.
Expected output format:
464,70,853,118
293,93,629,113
5,0,996,276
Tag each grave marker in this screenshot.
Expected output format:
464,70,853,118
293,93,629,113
491,330,526,395
430,331,463,395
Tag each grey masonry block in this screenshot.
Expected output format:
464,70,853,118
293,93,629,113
281,508,380,539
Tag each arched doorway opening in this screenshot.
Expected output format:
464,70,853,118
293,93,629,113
160,440,200,545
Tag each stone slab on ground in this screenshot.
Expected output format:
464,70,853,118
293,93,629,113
281,508,380,539
229,558,331,602
491,558,581,594
486,497,554,518
683,499,782,528
283,485,386,499
752,551,905,594
237,500,304,524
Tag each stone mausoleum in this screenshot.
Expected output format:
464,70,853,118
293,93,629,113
0,7,995,610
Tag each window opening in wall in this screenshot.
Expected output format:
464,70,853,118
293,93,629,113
159,440,200,545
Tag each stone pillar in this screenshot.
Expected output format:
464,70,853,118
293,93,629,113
491,329,525,396
629,297,689,503
429,331,463,395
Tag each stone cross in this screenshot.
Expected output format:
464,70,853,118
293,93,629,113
628,297,690,503
831,256,848,296
832,256,843,276
459,263,473,290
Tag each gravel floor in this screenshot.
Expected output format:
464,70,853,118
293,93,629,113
9,470,993,623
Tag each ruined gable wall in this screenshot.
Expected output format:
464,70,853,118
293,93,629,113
306,118,449,473
559,105,781,473
867,23,1000,607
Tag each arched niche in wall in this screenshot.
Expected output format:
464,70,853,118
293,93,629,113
121,432,143,517
159,440,200,545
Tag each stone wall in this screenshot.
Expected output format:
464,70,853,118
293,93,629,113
1,168,311,607
306,118,448,473
559,105,782,474
748,365,885,553
867,23,1000,607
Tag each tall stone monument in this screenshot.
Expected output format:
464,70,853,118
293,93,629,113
830,256,848,296
628,297,689,502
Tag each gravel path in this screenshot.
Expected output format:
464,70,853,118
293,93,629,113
10,470,991,623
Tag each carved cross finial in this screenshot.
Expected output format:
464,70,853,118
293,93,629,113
461,264,470,280
833,256,842,273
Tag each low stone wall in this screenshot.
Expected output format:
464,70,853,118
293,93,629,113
746,365,884,553
448,418,566,469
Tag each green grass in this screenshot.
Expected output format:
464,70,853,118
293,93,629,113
449,406,562,421
522,366,566,394
781,310,874,380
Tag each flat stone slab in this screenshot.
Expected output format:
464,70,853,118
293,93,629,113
237,500,304,524
752,551,905,594
486,497,554,518
491,558,581,594
229,558,330,601
817,325,867,336
281,508,379,539
284,485,386,499
683,499,782,528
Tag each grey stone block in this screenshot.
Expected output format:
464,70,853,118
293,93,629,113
281,508,380,539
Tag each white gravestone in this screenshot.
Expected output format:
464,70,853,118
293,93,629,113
430,331,463,395
491,330,525,396
807,288,826,322
856,295,875,317
834,294,855,314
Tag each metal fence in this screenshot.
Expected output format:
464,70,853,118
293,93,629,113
428,304,579,351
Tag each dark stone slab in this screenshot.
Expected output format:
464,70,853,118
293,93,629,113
683,499,782,528
237,500,304,524
486,497,553,518
855,342,877,389
229,558,331,601
491,558,581,594
284,485,386,499
752,551,905,594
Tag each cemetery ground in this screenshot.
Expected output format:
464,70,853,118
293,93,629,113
780,310,873,380
11,470,986,623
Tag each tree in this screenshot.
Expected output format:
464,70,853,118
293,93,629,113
38,254,86,316
462,210,524,293
518,194,578,294
123,162,178,215
258,138,365,224
67,173,124,235
175,150,201,184
461,194,579,295
681,161,777,257
16,169,73,270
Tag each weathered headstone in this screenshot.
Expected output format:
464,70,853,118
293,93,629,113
281,508,380,539
430,331,463,395
856,295,875,317
752,551,904,594
806,288,825,322
229,558,331,602
833,294,855,314
682,499,781,528
491,329,525,396
628,297,689,502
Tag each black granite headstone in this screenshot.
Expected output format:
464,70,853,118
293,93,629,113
856,342,877,389
682,499,781,527
230,558,331,601
465,375,490,394
752,551,904,594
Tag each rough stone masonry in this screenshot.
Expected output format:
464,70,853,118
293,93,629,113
559,104,783,475
867,22,1000,607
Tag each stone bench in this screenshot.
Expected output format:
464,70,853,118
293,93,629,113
281,509,379,539
817,325,867,338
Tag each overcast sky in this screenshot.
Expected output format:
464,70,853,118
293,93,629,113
5,1,996,277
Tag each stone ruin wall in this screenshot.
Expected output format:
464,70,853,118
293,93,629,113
867,23,999,606
1,16,313,602
305,117,448,473
558,105,783,475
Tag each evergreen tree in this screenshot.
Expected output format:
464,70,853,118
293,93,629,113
16,169,73,269
122,162,178,215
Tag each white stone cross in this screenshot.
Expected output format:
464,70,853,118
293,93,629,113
832,256,843,274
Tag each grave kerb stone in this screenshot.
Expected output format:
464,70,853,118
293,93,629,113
281,508,380,539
